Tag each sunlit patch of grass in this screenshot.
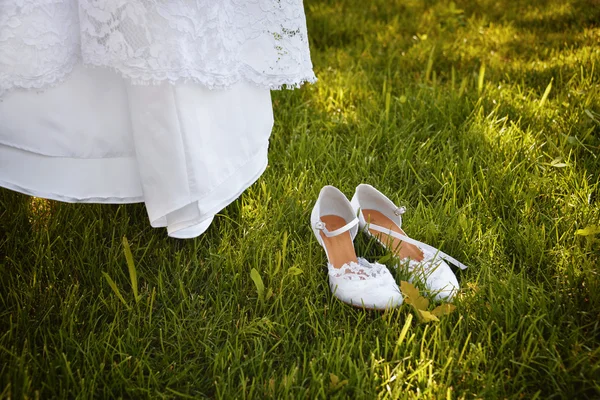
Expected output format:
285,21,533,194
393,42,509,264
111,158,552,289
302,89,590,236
1,0,599,398
27,197,53,231
520,1,577,25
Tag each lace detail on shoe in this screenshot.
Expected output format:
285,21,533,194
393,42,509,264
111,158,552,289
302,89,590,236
328,258,392,281
0,0,316,97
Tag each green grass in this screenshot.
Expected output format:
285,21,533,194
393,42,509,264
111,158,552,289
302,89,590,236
1,0,599,398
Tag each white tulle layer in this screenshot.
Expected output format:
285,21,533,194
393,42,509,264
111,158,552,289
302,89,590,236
0,65,274,238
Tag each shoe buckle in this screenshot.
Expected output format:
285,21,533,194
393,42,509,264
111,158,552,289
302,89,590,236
394,206,406,216
314,221,326,230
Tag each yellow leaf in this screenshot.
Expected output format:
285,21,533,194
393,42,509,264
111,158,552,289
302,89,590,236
329,373,348,390
401,281,429,310
400,281,420,302
418,309,440,322
576,225,600,236
330,373,338,387
287,266,303,276
431,303,456,317
413,295,429,310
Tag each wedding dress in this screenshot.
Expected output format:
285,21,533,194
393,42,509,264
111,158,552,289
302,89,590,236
0,0,315,238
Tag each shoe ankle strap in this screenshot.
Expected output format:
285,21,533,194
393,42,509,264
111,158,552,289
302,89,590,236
315,218,359,238
366,223,468,270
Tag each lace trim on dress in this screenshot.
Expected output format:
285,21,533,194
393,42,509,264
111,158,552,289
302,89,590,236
0,0,316,97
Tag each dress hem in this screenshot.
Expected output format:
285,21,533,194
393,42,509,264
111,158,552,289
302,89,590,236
0,141,271,239
165,147,269,239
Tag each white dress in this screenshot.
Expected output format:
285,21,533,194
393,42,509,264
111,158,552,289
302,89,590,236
0,0,315,238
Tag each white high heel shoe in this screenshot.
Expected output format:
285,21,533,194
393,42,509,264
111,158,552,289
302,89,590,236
350,184,467,301
311,186,403,310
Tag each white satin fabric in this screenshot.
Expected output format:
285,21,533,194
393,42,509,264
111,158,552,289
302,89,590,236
0,65,274,238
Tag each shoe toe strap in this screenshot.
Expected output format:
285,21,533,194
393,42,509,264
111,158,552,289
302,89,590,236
316,217,359,238
367,223,468,270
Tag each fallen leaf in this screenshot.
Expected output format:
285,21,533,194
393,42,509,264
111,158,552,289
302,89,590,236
413,295,429,311
400,281,419,302
431,303,456,317
329,373,348,391
287,266,303,276
549,157,568,168
330,373,338,387
417,309,439,322
576,225,600,236
401,281,429,310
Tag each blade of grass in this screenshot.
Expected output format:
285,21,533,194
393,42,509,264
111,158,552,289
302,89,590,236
122,236,139,303
102,272,130,309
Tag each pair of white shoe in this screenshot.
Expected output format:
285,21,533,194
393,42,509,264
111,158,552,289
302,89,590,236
311,184,468,310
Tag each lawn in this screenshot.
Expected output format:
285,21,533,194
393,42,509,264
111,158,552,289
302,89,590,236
1,0,599,398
